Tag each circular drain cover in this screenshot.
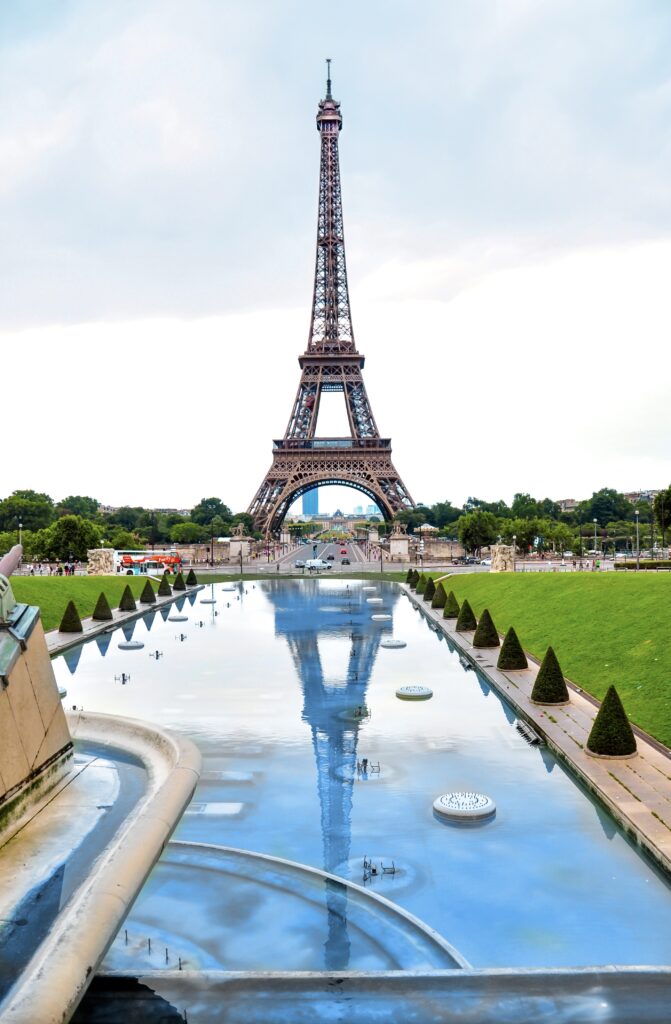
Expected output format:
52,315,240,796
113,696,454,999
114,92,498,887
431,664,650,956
366,597,383,604
381,639,406,649
168,615,188,622
118,641,144,651
362,586,377,592
396,685,432,701
200,599,217,604
371,613,392,621
433,792,496,821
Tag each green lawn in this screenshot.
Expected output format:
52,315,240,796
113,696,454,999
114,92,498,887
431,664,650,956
12,576,161,632
424,572,671,748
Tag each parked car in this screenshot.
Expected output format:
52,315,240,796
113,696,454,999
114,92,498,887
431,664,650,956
341,558,350,565
326,554,335,560
480,558,492,566
464,556,479,565
295,560,306,568
305,559,332,570
340,548,348,554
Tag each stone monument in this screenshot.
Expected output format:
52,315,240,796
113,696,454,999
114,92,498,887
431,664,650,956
389,520,410,562
490,544,514,572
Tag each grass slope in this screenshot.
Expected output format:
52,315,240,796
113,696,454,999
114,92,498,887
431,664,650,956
427,573,671,747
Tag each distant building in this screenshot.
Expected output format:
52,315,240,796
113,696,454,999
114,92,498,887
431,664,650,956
557,498,579,513
624,490,660,504
354,505,363,515
365,503,380,517
302,489,319,515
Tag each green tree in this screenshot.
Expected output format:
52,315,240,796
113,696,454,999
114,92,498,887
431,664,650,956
48,515,101,561
653,486,671,539
190,497,233,527
586,685,637,756
531,647,569,704
59,600,83,633
497,627,528,670
586,488,630,527
455,598,477,631
110,528,142,550
472,608,500,648
0,490,55,531
431,500,461,527
170,522,206,544
106,506,144,530
456,510,499,554
92,592,113,621
56,495,100,519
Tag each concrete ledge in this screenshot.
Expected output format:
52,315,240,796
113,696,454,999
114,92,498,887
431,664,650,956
1,712,201,1024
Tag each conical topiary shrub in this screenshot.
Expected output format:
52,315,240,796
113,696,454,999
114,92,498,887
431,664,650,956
118,584,136,612
416,573,427,595
497,626,528,670
432,581,447,609
172,571,186,592
92,592,113,622
443,590,460,618
586,685,637,757
158,573,172,597
59,599,83,633
423,577,436,603
455,598,477,632
409,569,420,589
531,646,569,705
405,568,414,584
186,568,198,586
472,608,500,648
140,579,156,604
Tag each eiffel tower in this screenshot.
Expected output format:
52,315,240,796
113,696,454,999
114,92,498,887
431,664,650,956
248,64,415,536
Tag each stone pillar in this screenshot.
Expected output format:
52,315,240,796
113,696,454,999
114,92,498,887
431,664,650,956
368,527,379,544
389,534,410,562
491,544,514,572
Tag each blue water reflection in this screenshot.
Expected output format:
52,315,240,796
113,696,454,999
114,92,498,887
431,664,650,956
53,580,671,969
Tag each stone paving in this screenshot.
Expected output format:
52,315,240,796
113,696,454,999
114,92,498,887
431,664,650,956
403,584,671,877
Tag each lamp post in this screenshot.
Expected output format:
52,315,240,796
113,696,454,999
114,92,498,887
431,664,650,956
635,510,640,571
593,518,598,559
18,520,22,548
239,549,243,577
512,534,516,573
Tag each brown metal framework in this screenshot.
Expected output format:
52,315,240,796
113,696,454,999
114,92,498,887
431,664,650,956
248,67,414,536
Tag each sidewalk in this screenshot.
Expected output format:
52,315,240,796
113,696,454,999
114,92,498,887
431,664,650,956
403,585,671,877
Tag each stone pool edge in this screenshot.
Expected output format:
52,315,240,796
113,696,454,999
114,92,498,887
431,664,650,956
402,584,671,880
1,711,202,1024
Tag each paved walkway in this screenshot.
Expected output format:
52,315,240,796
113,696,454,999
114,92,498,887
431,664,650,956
404,585,671,877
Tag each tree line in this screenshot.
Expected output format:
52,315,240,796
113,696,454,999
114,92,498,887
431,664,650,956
0,492,254,562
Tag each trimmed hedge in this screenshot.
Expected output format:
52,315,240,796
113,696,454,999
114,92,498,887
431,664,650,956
158,574,172,597
586,685,637,756
59,599,83,633
472,608,500,648
172,572,186,592
497,626,528,670
405,568,414,584
92,592,113,622
186,568,198,586
423,577,436,603
443,590,460,618
455,598,477,632
140,579,156,604
118,584,136,612
531,646,569,705
409,569,420,589
431,581,447,609
416,573,427,595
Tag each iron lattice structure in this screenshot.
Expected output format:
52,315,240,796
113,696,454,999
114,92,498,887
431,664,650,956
248,68,414,537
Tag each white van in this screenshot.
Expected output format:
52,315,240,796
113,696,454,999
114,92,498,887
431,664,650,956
305,559,332,571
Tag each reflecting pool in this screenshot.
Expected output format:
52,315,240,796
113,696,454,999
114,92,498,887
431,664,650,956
54,580,671,969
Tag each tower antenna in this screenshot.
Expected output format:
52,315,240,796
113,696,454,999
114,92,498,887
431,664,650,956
326,58,332,99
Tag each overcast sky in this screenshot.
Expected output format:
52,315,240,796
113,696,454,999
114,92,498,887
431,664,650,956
1,0,670,515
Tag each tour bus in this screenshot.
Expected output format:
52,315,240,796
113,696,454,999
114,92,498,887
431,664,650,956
113,550,183,576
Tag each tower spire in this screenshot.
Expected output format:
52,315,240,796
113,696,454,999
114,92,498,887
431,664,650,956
326,58,332,99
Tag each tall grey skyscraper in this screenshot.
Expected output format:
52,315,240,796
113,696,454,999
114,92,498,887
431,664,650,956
303,489,319,515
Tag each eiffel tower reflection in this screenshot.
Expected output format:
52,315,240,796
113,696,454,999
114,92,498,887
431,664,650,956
266,578,399,969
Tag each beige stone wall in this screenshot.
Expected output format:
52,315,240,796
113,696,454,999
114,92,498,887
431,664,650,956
87,548,115,575
491,544,514,572
0,618,72,834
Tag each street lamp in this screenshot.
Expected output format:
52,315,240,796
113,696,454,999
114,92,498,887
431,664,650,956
18,520,22,548
512,534,516,572
635,510,640,571
239,549,243,577
593,519,598,559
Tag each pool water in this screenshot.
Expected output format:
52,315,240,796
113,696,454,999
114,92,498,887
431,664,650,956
54,580,671,970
